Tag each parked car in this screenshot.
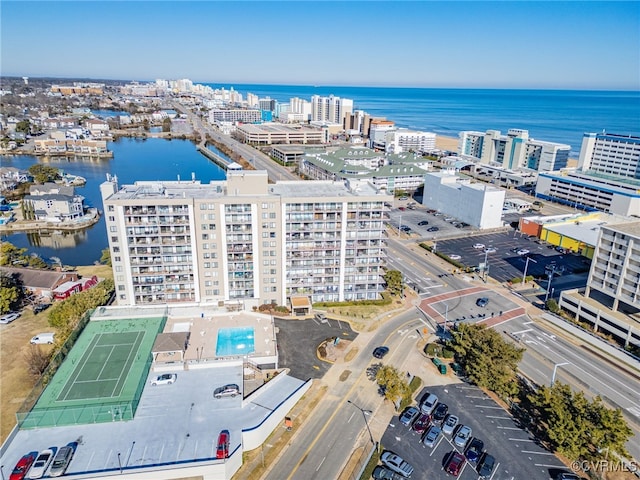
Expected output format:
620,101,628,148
477,452,496,478
398,196,408,201
453,425,472,448
216,429,230,459
418,220,429,226
517,249,530,256
151,373,177,386
27,449,55,479
411,413,431,435
444,451,466,476
9,452,37,480
30,333,55,345
427,226,439,232
420,393,439,415
49,443,77,477
432,403,449,423
473,243,485,249
484,247,497,254
33,303,51,314
0,312,20,324
441,414,459,435
449,254,461,261
475,297,489,307
213,384,240,399
373,346,389,359
465,437,484,464
399,406,420,426
372,465,404,480
380,452,414,478
422,425,442,448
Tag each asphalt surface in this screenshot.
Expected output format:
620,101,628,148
380,384,572,480
275,317,356,380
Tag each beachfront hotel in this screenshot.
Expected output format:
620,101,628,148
100,171,389,309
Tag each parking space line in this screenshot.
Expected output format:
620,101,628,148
509,438,536,442
535,463,567,468
522,450,555,455
477,405,505,409
497,426,521,430
485,415,512,419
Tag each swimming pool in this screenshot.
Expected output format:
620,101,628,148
216,326,255,357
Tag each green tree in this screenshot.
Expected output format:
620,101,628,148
383,270,403,296
448,323,524,400
0,271,24,313
376,365,411,410
0,242,28,266
162,117,172,132
15,119,31,134
28,164,60,184
100,248,112,266
26,254,48,269
48,278,114,335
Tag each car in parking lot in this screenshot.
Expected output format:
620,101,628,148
33,303,51,314
427,226,439,232
484,247,497,253
465,437,484,464
475,297,489,307
453,425,472,448
444,451,466,476
418,220,429,226
473,243,485,249
372,465,404,480
216,429,230,459
442,414,458,435
0,312,20,324
449,254,461,261
400,226,412,234
49,443,77,477
445,217,455,222
432,402,448,423
420,393,439,415
27,449,55,479
411,413,431,435
151,373,177,386
477,452,496,477
422,424,442,448
213,384,240,398
517,249,530,256
373,346,389,359
398,196,408,201
9,452,36,480
399,406,420,426
380,451,414,478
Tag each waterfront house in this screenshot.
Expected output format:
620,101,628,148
0,266,79,299
23,183,85,222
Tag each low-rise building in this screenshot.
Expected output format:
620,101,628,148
23,183,85,222
234,123,324,145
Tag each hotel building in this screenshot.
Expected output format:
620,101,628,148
100,171,389,308
311,95,353,126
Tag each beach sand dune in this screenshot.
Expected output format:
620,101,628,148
435,135,459,152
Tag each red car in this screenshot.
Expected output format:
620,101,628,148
445,451,466,476
216,429,230,459
411,413,431,435
9,452,37,480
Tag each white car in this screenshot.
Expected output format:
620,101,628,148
28,449,55,479
453,425,472,448
485,247,497,253
0,312,20,324
473,243,485,249
449,254,461,261
151,373,177,386
517,249,530,256
380,451,414,478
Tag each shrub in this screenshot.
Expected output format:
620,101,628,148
425,343,442,356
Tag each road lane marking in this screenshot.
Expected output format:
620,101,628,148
497,426,521,430
485,415,512,419
509,438,536,442
316,456,326,471
522,450,555,455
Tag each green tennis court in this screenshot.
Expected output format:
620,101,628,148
19,315,165,429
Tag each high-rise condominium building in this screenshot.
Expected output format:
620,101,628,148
100,171,389,308
311,95,354,126
578,133,640,179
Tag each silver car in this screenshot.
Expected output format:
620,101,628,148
454,425,472,448
49,444,76,477
442,414,459,435
214,383,240,398
422,425,442,448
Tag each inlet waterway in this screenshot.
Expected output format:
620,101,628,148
1,137,227,265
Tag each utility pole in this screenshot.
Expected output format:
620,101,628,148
522,255,537,284
544,264,557,303
347,400,377,452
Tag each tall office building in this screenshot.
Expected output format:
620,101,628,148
311,95,354,126
578,133,640,179
459,131,485,158
100,172,388,308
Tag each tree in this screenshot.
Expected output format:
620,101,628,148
383,270,403,296
23,346,51,377
28,164,60,184
0,242,28,266
376,365,411,409
15,119,31,134
0,271,24,313
99,248,111,266
162,117,172,132
48,278,114,335
447,323,524,400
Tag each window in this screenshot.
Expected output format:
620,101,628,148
114,256,121,262
118,285,125,291
115,266,123,272
109,226,117,232
108,205,114,212
111,236,119,242
108,216,115,221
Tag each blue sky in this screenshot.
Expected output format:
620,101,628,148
1,1,639,89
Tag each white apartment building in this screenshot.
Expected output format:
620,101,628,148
385,129,436,154
369,120,395,150
290,97,312,119
559,222,640,348
311,95,353,126
208,109,262,124
233,123,324,145
578,133,640,179
459,129,570,172
421,171,505,229
246,93,259,108
100,171,389,308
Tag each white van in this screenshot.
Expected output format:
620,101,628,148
30,332,55,344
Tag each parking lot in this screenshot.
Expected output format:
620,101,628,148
379,384,572,480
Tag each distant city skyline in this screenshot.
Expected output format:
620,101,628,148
1,1,639,90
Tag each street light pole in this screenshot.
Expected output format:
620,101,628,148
522,256,537,284
544,264,557,303
483,249,489,283
347,400,376,450
551,362,570,385
444,303,449,332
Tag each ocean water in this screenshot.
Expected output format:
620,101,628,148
208,84,640,153
1,137,225,265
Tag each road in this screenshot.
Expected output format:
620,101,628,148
171,101,299,182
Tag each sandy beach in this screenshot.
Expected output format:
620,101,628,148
435,134,459,152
